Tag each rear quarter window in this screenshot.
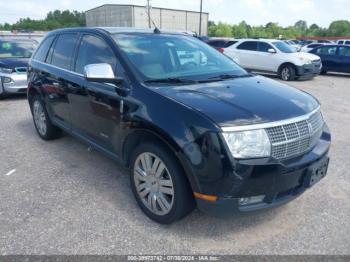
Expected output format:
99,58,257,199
32,35,55,62
208,40,225,48
225,41,238,48
50,33,78,70
237,41,258,51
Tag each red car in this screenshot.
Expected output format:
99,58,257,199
206,38,238,53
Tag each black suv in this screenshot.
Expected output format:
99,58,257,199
27,28,331,224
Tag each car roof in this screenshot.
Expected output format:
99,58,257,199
207,38,235,42
313,44,349,48
234,38,282,43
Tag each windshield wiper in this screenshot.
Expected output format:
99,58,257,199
200,73,254,83
144,77,197,84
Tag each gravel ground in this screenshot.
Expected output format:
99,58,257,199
0,74,349,255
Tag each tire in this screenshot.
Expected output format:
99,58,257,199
280,65,296,81
130,142,195,224
0,91,6,100
30,95,61,140
321,69,327,75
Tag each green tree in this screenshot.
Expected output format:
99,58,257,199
0,10,85,31
328,20,350,36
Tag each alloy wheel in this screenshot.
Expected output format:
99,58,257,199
133,152,174,216
281,67,291,80
33,100,47,136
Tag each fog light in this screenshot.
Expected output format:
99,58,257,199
1,77,12,83
239,195,265,206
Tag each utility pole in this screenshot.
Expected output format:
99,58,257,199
147,0,151,28
199,0,203,36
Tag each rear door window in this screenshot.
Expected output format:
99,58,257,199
74,34,117,75
345,41,350,45
32,35,55,62
258,42,274,52
237,41,258,51
51,33,78,70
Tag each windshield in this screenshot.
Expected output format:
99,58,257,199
112,33,248,83
0,39,37,58
272,41,297,53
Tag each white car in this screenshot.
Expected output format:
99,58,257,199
336,39,350,45
284,40,301,51
300,43,325,53
224,39,322,81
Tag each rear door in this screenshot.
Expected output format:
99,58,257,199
337,46,350,73
231,41,258,69
44,33,79,128
68,33,123,153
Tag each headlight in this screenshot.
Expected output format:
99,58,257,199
299,57,312,65
222,129,271,159
0,67,13,74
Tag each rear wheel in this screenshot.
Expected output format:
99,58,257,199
321,69,327,75
130,142,195,224
280,65,296,81
30,95,61,140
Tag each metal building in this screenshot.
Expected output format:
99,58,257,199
85,4,209,36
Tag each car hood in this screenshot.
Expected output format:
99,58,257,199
0,58,29,70
294,52,320,61
152,75,319,128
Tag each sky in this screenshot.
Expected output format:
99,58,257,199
0,0,349,27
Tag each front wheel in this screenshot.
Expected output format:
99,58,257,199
30,95,61,140
130,142,195,224
280,65,296,81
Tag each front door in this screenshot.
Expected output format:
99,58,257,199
68,34,124,154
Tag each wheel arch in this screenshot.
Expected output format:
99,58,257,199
122,127,200,193
277,62,297,75
27,85,43,109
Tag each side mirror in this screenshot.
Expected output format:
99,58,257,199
268,48,276,54
84,63,123,86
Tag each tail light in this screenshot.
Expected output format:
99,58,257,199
217,48,225,53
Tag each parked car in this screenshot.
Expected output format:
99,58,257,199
284,40,301,51
223,39,322,81
206,38,238,53
336,39,350,45
300,43,325,53
0,38,37,99
317,40,333,44
309,45,350,74
27,28,331,224
197,35,210,42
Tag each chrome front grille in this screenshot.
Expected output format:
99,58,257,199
265,110,324,159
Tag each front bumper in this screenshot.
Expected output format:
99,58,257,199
196,124,331,217
0,73,28,94
296,61,322,78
